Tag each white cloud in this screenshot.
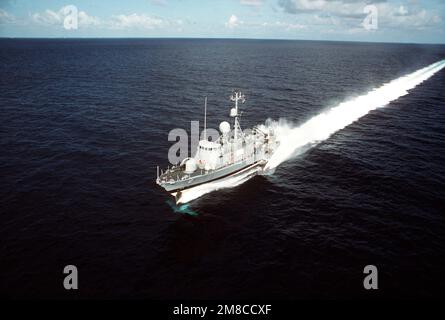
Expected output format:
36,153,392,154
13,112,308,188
226,14,239,29
27,7,179,31
278,0,443,32
281,22,306,30
0,9,15,24
262,21,306,30
398,5,408,16
109,13,166,29
28,7,177,31
279,0,342,14
31,6,100,28
240,0,262,6
150,0,167,5
31,9,62,25
378,3,442,30
78,11,101,27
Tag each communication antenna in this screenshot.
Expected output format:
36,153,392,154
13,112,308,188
229,90,246,148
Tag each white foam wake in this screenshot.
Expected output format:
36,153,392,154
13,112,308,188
178,60,445,204
264,59,445,170
176,165,261,204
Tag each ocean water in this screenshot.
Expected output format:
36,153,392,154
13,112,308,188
1,39,444,299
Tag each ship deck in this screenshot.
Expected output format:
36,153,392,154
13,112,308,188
159,165,205,183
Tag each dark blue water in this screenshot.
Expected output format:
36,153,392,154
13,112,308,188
1,39,445,299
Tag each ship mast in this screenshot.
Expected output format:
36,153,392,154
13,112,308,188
230,91,245,149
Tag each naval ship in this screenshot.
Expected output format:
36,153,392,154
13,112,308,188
156,90,279,204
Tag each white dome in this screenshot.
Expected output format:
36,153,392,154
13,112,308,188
184,158,197,173
230,108,237,117
219,121,231,134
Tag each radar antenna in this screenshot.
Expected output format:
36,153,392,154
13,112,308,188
229,91,246,149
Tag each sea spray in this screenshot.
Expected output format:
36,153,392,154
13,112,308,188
167,200,199,216
264,60,445,170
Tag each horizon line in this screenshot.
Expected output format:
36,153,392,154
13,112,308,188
0,36,444,46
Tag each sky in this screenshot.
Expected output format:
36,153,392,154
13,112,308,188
0,0,444,43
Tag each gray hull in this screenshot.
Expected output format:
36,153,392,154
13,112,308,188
159,159,265,193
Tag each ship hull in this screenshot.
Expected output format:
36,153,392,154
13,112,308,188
159,157,265,193
169,160,266,204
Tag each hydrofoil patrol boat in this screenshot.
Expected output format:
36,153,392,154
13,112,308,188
156,90,279,204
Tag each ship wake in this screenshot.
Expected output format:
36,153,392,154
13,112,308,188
264,59,445,170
